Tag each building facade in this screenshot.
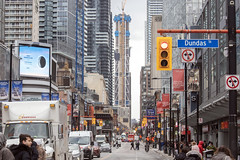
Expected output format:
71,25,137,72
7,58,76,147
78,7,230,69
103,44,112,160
0,0,4,43
145,0,163,66
5,0,39,47
84,0,113,105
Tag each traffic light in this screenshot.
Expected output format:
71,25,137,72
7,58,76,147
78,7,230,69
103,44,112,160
84,120,87,126
92,118,96,125
156,37,172,70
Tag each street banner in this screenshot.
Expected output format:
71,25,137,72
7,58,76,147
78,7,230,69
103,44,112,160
156,101,164,114
173,69,184,91
67,104,71,116
41,93,50,101
172,94,180,110
188,69,199,91
146,109,156,119
0,81,9,102
12,80,22,101
51,93,59,100
162,94,170,109
190,91,198,112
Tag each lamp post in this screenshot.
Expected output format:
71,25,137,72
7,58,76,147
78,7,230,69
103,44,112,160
152,77,172,155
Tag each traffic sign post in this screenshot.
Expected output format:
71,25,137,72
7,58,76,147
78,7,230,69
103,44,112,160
178,39,219,48
225,75,240,90
181,49,195,63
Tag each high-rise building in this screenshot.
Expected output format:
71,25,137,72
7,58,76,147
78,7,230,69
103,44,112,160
39,0,84,90
0,0,4,43
145,0,163,66
84,0,113,105
114,13,131,127
5,0,39,47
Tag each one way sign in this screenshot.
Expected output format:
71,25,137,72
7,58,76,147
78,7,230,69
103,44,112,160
225,75,240,90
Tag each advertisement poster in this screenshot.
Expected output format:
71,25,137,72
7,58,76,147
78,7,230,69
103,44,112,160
19,45,50,78
173,69,184,91
11,80,22,101
51,93,59,100
41,93,50,101
0,81,9,102
67,104,71,116
162,94,170,109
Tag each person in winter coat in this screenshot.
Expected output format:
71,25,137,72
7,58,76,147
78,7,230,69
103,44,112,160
211,146,233,160
198,141,204,155
36,144,46,160
10,134,33,160
174,146,189,160
130,141,135,150
0,133,15,160
31,141,38,160
185,145,202,160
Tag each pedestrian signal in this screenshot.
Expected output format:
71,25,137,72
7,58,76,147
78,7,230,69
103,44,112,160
156,37,172,70
158,122,161,128
84,120,87,126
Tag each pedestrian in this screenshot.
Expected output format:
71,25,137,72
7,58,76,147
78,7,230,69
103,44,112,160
185,144,202,160
174,146,189,160
9,134,33,160
31,138,38,160
35,141,46,160
130,141,135,150
0,133,15,160
206,141,216,152
135,141,140,150
198,141,204,155
203,140,207,150
211,146,234,160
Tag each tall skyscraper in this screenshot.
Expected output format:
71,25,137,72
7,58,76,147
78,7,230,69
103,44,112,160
114,13,131,127
145,0,163,65
39,0,84,90
84,0,113,105
4,0,39,47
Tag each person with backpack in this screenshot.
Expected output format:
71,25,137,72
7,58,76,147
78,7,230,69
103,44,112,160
185,144,202,160
10,134,33,160
0,133,15,160
174,146,189,160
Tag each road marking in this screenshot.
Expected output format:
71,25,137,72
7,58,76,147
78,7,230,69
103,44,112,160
100,153,112,160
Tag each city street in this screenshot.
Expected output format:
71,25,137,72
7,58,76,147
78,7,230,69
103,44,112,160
98,142,173,160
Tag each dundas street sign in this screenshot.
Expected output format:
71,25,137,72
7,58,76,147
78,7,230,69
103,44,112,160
178,39,219,48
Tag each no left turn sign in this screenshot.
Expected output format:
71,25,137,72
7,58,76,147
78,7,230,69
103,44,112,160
225,75,240,90
182,49,195,63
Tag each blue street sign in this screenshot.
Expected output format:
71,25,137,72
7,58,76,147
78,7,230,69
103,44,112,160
178,39,219,48
146,109,156,119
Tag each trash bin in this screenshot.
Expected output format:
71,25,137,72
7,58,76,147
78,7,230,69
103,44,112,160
203,150,214,160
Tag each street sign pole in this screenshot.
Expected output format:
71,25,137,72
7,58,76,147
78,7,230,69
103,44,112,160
184,63,188,145
228,0,237,159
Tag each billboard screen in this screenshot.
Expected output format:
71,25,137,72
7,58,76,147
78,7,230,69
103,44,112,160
19,44,51,78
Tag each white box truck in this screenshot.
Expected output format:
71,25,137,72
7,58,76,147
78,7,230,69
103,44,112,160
2,101,69,160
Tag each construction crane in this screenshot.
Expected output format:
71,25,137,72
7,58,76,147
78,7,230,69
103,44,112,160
120,0,127,107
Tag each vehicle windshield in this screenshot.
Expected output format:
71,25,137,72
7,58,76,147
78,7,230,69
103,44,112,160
69,136,90,145
69,144,79,151
4,123,49,139
96,137,105,141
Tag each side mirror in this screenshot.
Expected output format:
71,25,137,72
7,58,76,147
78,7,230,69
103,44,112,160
91,142,94,146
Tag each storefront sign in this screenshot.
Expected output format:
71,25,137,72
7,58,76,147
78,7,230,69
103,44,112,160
202,125,209,133
221,121,229,129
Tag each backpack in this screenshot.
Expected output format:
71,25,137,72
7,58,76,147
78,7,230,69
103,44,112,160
185,154,201,160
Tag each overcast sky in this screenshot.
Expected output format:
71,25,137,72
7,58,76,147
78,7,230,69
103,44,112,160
111,0,146,120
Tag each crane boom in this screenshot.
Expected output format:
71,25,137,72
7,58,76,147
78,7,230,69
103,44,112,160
122,0,127,12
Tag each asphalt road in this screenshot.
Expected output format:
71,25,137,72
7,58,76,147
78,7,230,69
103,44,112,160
93,142,172,160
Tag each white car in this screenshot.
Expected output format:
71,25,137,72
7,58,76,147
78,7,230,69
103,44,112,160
69,144,84,160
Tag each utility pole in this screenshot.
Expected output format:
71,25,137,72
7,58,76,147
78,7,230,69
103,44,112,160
9,44,13,102
169,77,172,156
228,0,237,159
184,63,188,145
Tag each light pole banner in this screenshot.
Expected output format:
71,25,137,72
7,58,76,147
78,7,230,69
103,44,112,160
51,93,59,100
0,81,9,102
173,69,184,91
41,93,50,101
157,101,164,114
12,80,22,101
162,94,170,109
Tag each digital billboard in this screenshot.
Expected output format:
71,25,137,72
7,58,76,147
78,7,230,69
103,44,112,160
18,42,51,78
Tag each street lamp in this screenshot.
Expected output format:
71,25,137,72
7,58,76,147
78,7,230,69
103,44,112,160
152,77,172,155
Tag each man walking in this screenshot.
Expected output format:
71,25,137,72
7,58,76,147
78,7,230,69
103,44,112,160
10,134,33,160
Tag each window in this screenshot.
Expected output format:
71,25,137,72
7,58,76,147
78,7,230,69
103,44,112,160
203,52,209,89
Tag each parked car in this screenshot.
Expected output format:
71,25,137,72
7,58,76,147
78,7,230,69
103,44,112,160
93,141,101,158
100,143,112,153
68,144,84,160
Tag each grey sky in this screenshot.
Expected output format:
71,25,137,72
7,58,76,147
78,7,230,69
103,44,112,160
111,0,146,120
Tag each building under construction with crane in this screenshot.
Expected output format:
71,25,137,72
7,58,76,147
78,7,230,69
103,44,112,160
114,0,132,128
